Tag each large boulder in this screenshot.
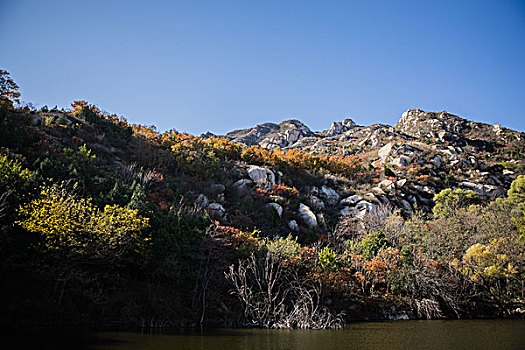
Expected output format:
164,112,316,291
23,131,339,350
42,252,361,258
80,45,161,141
459,181,505,198
210,183,226,195
339,206,354,216
378,143,393,162
266,203,283,217
340,195,360,206
247,166,275,189
247,166,267,184
207,203,226,219
298,203,317,227
288,220,299,231
195,194,209,208
233,178,253,195
320,185,340,206
308,196,325,211
391,155,411,168
378,180,395,192
356,200,376,212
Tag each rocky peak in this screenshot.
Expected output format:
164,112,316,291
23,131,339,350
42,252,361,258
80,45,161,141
226,119,314,149
394,109,522,146
326,118,357,137
225,123,281,146
395,109,471,139
199,131,216,139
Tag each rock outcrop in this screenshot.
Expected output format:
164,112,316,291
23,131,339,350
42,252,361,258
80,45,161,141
226,119,314,149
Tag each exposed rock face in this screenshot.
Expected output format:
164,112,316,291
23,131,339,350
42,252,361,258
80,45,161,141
22,107,525,248
359,132,382,147
199,131,216,139
225,123,281,146
226,119,314,149
378,143,393,163
326,118,357,137
395,109,519,148
395,109,469,139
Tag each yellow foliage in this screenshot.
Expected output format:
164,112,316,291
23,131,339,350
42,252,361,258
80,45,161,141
18,184,149,258
0,154,33,190
460,237,524,282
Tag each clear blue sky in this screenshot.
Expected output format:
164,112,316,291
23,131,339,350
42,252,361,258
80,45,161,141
1,0,524,134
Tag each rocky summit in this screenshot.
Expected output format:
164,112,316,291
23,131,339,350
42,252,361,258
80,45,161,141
226,119,315,149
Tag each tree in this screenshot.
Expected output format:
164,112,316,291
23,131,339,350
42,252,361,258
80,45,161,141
458,236,524,314
225,250,343,329
0,70,21,109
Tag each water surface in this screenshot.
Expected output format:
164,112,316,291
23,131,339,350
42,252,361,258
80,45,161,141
84,320,525,350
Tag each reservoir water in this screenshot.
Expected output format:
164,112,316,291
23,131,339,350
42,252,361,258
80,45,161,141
68,320,525,350
14,319,525,349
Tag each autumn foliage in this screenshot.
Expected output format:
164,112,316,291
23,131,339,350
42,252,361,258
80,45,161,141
18,184,150,259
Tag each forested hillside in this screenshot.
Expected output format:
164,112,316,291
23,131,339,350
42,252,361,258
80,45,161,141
1,71,524,329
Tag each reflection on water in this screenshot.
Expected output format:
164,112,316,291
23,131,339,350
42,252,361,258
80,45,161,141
11,320,525,350
86,320,525,350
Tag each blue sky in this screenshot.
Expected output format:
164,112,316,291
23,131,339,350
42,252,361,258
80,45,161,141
1,0,524,134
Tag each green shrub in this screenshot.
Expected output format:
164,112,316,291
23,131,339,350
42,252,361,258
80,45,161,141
261,234,301,260
432,188,483,218
349,230,391,260
317,246,338,272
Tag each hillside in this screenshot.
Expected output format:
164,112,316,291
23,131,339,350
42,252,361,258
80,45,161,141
0,98,524,329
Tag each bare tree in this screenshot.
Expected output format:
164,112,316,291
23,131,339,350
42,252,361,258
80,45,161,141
225,251,343,329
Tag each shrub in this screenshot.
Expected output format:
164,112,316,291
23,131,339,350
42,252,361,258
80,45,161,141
17,183,150,259
432,188,483,218
349,230,391,260
316,247,338,272
262,234,301,260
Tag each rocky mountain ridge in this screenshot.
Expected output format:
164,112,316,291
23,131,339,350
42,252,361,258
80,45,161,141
188,109,524,236
12,106,525,240
223,109,521,151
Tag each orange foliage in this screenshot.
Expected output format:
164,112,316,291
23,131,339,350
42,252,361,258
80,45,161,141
71,100,89,113
268,184,299,198
215,225,260,253
132,124,160,141
240,145,363,177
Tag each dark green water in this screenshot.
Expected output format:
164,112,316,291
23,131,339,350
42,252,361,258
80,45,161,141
13,320,525,350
